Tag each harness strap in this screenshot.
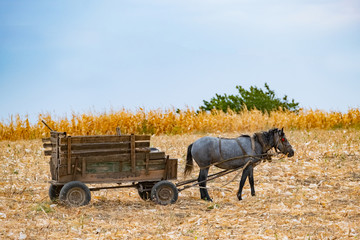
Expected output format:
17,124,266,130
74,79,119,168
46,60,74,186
235,138,248,156
219,138,223,161
250,136,256,153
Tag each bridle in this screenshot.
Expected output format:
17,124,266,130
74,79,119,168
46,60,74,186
274,130,287,154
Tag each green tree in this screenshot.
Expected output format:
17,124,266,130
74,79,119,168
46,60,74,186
200,83,299,113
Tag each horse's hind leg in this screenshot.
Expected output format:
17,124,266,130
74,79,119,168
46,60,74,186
198,168,212,201
248,165,255,196
237,165,254,201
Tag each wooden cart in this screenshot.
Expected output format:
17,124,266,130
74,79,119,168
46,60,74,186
43,129,178,206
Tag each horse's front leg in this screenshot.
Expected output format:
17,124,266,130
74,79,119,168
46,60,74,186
198,168,212,201
237,165,254,200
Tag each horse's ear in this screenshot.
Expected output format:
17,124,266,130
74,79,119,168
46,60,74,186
281,128,284,134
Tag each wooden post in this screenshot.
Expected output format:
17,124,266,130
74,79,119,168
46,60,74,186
131,134,136,173
163,155,170,179
116,127,122,172
54,132,59,180
72,157,78,181
145,152,149,175
116,127,121,136
67,136,72,175
82,159,86,177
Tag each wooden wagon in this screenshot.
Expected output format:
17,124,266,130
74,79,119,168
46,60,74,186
42,129,178,206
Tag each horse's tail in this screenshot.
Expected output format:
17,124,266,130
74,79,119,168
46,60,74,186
184,143,194,176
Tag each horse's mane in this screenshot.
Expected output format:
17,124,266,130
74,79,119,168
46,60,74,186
254,128,278,138
239,134,250,138
236,128,279,141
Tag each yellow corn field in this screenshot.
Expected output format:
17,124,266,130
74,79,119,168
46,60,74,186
0,108,359,141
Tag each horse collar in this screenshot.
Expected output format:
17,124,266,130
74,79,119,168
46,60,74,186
255,132,270,153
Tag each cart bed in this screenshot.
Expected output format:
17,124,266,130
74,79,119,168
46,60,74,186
43,131,177,184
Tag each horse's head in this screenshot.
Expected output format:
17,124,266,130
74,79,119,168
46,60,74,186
273,128,294,157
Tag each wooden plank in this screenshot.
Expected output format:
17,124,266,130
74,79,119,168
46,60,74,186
85,161,166,174
57,169,168,184
165,158,178,180
135,135,150,141
131,134,136,173
43,143,53,149
60,149,131,158
44,150,52,156
59,152,166,165
44,149,59,156
58,165,68,178
42,138,51,143
58,141,150,152
86,162,120,174
59,157,166,175
150,151,165,159
67,136,72,175
59,135,150,144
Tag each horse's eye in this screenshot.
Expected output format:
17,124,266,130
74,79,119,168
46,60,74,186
281,138,285,142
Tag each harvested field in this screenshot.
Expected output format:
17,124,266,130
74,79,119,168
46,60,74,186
0,129,359,239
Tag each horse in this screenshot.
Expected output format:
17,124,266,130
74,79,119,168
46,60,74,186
184,128,294,201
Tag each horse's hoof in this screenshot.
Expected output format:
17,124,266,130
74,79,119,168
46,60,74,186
202,197,213,202
251,193,256,196
237,196,242,201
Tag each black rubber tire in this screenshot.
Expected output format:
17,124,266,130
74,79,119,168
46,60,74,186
59,181,91,207
150,181,178,205
49,184,63,201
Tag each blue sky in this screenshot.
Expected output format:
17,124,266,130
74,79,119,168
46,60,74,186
1,0,359,122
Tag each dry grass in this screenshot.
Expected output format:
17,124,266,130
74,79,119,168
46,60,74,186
1,108,360,141
0,129,359,239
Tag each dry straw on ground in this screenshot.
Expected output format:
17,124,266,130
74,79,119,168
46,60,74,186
0,129,359,239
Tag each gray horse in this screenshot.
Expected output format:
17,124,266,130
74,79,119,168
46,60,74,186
184,128,294,201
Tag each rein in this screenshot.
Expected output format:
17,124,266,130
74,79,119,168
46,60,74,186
198,152,273,170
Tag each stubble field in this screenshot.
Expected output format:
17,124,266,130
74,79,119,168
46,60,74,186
0,129,359,239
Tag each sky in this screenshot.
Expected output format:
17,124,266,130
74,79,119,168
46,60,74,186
1,0,359,123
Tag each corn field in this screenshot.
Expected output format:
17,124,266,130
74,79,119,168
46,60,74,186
0,108,359,141
0,130,359,239
1,108,360,239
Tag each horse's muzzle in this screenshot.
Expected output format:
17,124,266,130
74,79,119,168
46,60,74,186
287,149,294,157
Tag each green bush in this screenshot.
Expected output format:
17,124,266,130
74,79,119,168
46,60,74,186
200,83,299,113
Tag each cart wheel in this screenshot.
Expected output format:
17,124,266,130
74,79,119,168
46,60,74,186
138,182,155,201
49,184,63,201
150,181,178,205
59,181,91,207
